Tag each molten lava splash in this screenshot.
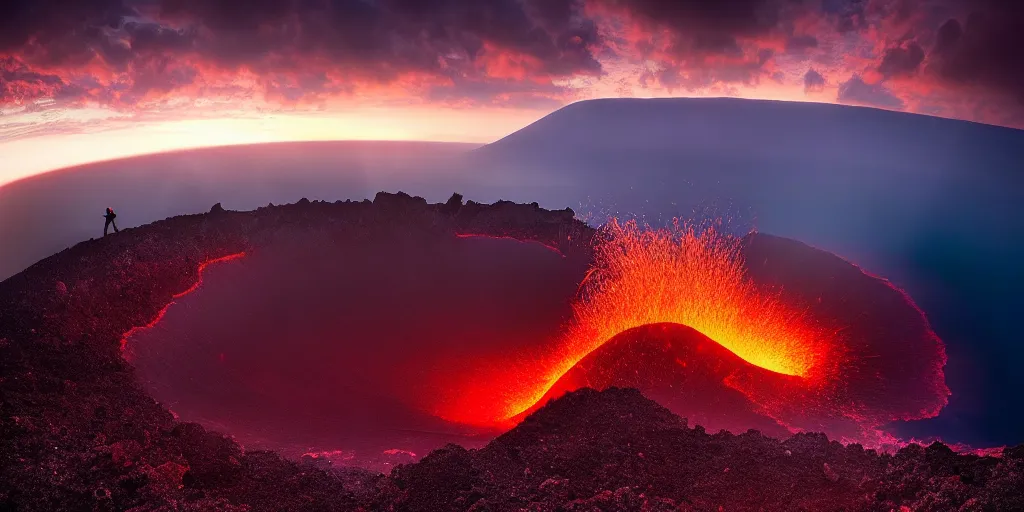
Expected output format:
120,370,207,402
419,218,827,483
570,220,829,378
435,220,838,426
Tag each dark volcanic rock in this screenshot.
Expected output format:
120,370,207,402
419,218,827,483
384,388,1023,512
172,423,244,489
0,192,1019,511
373,190,427,210
440,192,464,216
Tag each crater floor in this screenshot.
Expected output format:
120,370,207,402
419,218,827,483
1,192,1019,511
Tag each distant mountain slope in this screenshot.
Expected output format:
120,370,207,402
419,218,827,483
479,97,1021,161
470,98,1023,227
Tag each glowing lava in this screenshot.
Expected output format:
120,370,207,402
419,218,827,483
172,252,248,299
436,218,948,446
566,220,828,378
121,252,247,354
435,220,837,426
118,221,946,448
454,233,565,257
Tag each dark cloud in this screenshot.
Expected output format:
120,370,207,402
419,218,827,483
123,22,196,55
129,56,198,97
837,75,905,109
0,0,603,107
594,0,780,37
0,0,133,53
822,0,867,33
1,0,1024,128
927,3,1024,103
933,17,962,55
785,35,818,53
652,50,773,92
593,1,784,91
157,0,602,78
804,68,825,92
594,0,785,72
0,57,69,103
525,0,580,30
878,41,924,78
690,32,744,57
654,67,686,90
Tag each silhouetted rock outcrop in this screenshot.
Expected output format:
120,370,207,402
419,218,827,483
373,190,427,210
440,192,464,216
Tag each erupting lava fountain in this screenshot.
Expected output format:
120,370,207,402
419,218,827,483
434,219,949,445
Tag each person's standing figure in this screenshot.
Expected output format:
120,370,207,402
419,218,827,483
103,207,119,236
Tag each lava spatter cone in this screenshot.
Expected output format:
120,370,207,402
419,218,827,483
434,220,948,445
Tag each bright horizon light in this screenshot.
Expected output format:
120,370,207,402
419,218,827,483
0,105,551,188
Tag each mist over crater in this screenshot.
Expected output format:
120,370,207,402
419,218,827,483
125,229,589,467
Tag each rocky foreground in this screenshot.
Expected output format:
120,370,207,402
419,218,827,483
1,193,1021,511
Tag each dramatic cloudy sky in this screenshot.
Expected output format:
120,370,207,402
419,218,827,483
2,0,1022,185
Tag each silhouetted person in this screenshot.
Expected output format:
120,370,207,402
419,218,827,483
103,207,119,236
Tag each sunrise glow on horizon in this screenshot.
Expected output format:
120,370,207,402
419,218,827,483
0,105,549,187
3,0,1022,187
0,85,839,188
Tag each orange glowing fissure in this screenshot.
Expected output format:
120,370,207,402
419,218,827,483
437,220,833,426
172,252,248,299
120,252,247,352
